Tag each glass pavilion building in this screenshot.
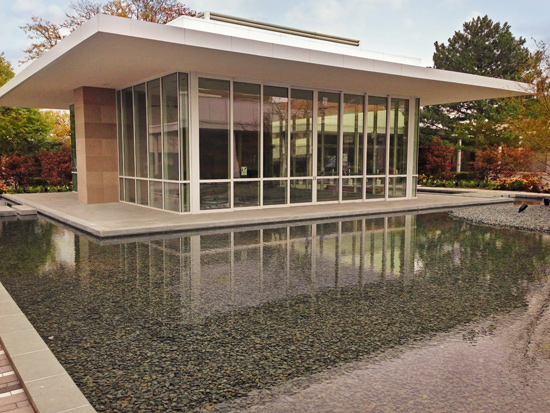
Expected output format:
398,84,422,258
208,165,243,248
116,71,416,213
0,12,528,214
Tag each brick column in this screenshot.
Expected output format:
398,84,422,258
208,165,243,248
73,87,119,204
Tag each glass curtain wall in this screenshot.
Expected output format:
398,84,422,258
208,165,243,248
199,78,231,210
366,97,387,199
412,98,420,198
234,82,261,207
134,83,148,205
117,75,416,214
290,89,313,204
317,92,340,202
263,86,288,206
389,98,408,198
342,94,363,201
69,104,77,192
121,88,135,203
118,72,190,212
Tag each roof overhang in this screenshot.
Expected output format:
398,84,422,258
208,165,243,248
0,14,532,110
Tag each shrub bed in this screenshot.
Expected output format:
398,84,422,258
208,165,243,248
418,174,543,193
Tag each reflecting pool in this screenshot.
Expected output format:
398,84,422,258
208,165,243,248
1,211,550,411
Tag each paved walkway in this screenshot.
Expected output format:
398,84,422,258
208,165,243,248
2,192,513,238
0,344,33,413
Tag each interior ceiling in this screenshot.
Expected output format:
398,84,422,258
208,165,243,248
0,31,530,110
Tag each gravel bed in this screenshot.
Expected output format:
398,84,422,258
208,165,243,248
450,203,550,233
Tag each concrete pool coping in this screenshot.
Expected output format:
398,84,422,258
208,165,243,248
0,283,95,413
2,192,515,239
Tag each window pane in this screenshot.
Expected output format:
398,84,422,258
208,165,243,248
136,179,148,205
367,96,387,176
342,177,362,200
412,176,417,197
234,181,259,207
317,178,339,202
179,73,190,181
181,183,190,212
200,182,230,210
199,78,230,180
290,179,312,203
134,83,148,178
389,177,407,198
263,86,288,178
234,82,260,179
390,98,409,175
119,177,124,201
163,74,180,181
116,91,123,176
413,98,420,175
164,182,180,212
148,79,162,179
124,178,135,203
343,94,363,176
149,181,163,209
318,92,340,177
121,88,135,177
263,180,287,205
366,177,385,199
291,89,313,177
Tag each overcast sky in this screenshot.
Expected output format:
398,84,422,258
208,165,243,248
2,0,549,73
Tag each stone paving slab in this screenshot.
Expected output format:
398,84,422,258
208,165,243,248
0,342,32,413
0,207,16,217
2,192,513,239
0,282,95,413
10,206,37,216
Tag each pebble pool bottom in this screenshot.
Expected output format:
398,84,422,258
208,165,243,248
1,211,550,411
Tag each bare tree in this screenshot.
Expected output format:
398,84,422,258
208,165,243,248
20,0,196,63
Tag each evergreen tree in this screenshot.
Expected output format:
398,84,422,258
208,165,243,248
421,15,531,152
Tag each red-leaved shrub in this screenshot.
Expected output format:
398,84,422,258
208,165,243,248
421,137,456,180
0,153,38,188
37,144,72,186
470,145,533,181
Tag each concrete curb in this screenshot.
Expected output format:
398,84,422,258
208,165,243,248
2,193,512,239
418,186,549,199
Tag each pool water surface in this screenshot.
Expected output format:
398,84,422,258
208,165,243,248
1,211,550,411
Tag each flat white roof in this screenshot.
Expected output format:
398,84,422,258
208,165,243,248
0,14,531,110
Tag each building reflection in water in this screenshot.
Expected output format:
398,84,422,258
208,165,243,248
75,215,416,323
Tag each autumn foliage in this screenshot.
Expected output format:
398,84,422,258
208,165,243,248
420,137,456,180
0,145,72,188
469,145,533,182
0,153,38,188
37,145,72,186
21,0,196,63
